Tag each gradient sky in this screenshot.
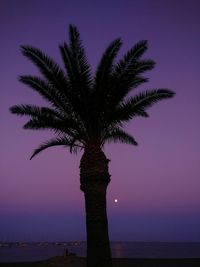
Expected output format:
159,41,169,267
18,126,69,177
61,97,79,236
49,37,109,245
0,0,200,242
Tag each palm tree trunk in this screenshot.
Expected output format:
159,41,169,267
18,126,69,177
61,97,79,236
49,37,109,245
80,146,112,267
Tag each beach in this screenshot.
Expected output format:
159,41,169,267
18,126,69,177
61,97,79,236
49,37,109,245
1,255,200,267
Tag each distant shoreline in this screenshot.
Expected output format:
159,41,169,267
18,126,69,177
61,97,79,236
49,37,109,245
1,242,200,263
1,256,200,267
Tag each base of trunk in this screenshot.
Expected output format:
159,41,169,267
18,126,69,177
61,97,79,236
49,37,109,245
84,183,112,267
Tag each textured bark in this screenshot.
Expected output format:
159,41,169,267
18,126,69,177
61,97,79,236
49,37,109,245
80,145,112,267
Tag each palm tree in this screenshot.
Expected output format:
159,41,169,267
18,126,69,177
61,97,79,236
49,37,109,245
10,25,175,267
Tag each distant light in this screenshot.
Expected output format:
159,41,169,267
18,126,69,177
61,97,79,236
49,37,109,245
114,199,118,203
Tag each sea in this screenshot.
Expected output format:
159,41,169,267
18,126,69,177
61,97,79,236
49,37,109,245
0,242,200,262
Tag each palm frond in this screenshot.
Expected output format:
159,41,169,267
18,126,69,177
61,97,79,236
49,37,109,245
19,75,88,135
125,89,175,113
30,135,82,160
102,128,138,146
23,117,63,130
21,46,68,94
114,40,149,75
125,40,148,61
103,74,148,113
106,41,155,108
69,24,92,90
59,42,74,83
95,38,122,88
108,89,175,125
132,59,155,74
59,40,92,129
92,39,122,122
10,104,63,119
60,42,88,112
19,75,69,112
10,103,86,139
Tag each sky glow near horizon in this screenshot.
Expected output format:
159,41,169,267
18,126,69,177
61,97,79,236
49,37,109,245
0,0,200,242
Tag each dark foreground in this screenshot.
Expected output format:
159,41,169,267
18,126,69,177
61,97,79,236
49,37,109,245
1,256,200,267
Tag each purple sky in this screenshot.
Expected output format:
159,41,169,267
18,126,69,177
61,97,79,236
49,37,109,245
0,0,200,242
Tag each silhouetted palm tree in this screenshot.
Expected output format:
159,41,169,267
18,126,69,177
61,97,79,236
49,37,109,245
10,25,175,267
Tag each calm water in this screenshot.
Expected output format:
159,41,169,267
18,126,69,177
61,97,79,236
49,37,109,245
0,242,200,262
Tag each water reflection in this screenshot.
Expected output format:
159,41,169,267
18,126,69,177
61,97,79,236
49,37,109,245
111,242,124,258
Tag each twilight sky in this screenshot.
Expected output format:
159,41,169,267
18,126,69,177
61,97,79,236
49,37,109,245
0,0,200,242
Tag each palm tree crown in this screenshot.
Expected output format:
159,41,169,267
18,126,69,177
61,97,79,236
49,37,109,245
10,25,175,159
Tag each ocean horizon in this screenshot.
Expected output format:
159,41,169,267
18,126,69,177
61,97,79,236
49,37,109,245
0,242,200,262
